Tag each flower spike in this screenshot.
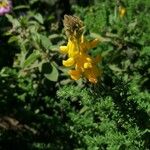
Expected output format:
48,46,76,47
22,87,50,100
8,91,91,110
60,15,102,83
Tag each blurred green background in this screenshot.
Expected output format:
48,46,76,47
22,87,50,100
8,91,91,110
0,0,150,149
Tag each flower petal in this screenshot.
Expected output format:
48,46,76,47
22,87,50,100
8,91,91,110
60,46,68,54
68,70,81,80
84,62,92,69
63,57,75,67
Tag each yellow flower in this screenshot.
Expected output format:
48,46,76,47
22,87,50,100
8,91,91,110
60,15,101,83
119,6,126,18
84,66,100,84
60,36,99,65
69,55,101,84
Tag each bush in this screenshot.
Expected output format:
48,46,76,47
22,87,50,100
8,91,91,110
0,0,149,149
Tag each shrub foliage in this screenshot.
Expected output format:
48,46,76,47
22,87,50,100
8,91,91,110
0,0,150,149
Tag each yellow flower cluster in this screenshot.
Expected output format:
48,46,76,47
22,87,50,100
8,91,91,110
60,15,101,84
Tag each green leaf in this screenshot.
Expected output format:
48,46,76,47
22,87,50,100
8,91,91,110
33,13,44,24
79,106,89,114
109,64,122,72
13,5,30,10
29,0,39,5
44,63,59,82
40,35,51,50
141,46,150,56
6,14,20,28
23,51,41,68
8,36,18,43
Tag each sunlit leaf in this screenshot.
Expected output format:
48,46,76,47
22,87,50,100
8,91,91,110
33,13,44,24
44,63,59,82
40,35,51,50
23,51,41,68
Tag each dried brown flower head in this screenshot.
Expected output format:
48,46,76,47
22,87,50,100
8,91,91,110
63,15,84,39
